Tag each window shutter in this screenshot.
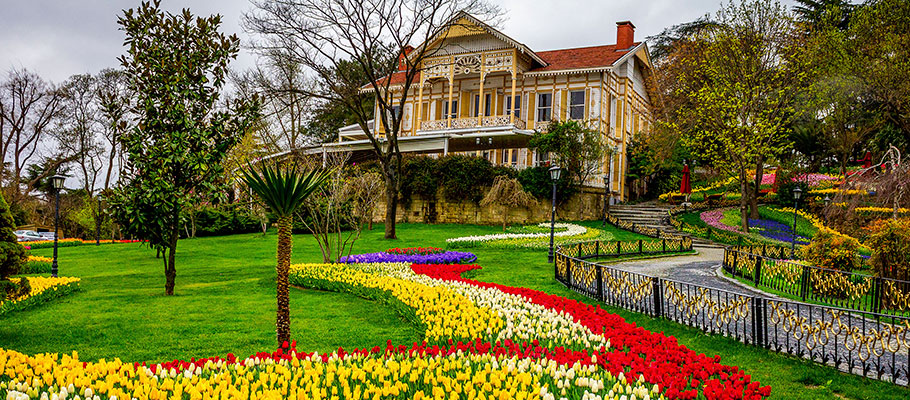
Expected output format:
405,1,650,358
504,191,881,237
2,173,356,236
528,94,536,129
559,89,568,121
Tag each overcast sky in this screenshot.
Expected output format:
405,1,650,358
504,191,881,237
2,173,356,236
0,0,802,83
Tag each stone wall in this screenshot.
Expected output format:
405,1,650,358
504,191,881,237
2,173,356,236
372,187,605,225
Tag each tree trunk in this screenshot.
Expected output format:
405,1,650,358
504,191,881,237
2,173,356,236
383,166,398,239
502,205,508,231
164,210,179,295
739,168,750,232
94,199,102,245
749,155,765,219
275,214,293,346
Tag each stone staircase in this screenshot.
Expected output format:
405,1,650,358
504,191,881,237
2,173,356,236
609,204,725,249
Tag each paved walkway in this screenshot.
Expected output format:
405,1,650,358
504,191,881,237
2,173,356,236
603,247,764,296
588,246,909,385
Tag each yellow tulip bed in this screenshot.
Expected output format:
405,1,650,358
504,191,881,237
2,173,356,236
0,262,769,400
0,276,81,316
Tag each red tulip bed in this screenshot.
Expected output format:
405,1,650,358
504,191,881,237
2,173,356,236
411,264,770,400
1,260,770,400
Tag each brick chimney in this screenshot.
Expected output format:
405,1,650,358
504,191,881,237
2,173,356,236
616,21,636,50
398,45,414,71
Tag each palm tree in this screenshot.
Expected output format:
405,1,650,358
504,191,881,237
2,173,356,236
241,162,330,345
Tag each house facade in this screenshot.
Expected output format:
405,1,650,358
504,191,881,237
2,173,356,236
323,13,654,201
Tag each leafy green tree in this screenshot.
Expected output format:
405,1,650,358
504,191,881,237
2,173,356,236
664,1,811,230
0,192,27,298
110,1,260,295
241,163,329,345
848,0,910,138
528,120,606,185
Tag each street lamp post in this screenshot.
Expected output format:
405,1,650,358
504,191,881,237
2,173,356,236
601,173,610,228
50,175,66,277
548,165,562,263
823,195,831,225
791,187,802,258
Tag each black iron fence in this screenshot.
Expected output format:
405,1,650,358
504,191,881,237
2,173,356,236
555,239,910,385
723,247,910,316
604,211,695,245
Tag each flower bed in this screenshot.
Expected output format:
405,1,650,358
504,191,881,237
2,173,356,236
0,261,769,400
0,276,80,316
17,256,53,274
748,218,810,246
337,249,477,264
446,222,609,249
23,239,143,250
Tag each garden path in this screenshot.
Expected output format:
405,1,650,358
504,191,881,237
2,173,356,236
593,247,910,385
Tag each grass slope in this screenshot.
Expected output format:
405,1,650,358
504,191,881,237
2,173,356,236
2,222,906,399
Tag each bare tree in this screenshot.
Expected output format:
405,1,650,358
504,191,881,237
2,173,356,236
296,152,360,262
244,0,502,239
232,54,318,152
0,68,69,200
57,74,104,195
96,69,130,191
349,167,383,231
480,176,537,231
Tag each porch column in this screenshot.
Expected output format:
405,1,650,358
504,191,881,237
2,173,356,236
510,69,517,124
478,71,485,126
447,59,454,128
416,77,425,132
321,147,327,168
443,137,449,156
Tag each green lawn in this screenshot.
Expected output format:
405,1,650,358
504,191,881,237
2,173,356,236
3,222,908,399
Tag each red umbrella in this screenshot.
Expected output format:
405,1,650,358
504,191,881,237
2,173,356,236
680,164,692,195
862,151,872,168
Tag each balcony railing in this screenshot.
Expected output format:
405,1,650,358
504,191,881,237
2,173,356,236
419,115,526,132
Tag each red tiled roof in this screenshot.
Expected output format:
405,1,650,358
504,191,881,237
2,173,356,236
364,71,421,89
365,42,640,89
530,42,640,72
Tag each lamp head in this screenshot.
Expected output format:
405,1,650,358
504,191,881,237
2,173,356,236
50,175,66,190
548,165,562,182
793,186,802,200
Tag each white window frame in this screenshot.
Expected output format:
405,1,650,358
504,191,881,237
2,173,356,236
537,93,552,122
569,90,585,120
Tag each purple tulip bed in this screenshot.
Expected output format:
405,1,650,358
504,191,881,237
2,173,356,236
748,218,810,246
337,249,478,264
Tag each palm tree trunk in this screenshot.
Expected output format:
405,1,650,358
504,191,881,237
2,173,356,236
275,214,293,346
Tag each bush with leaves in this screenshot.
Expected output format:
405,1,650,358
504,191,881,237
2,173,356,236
865,218,910,281
528,120,605,184
517,166,576,203
801,229,859,272
0,193,28,299
193,205,261,237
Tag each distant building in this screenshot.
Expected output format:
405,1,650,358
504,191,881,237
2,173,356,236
313,12,654,201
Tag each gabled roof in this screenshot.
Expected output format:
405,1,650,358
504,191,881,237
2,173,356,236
423,11,548,68
530,42,641,74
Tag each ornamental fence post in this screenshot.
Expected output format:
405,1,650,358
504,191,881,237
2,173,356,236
872,277,884,314
662,239,667,254
754,256,762,285
652,277,663,317
577,242,583,258
566,258,573,286
800,265,809,301
595,241,600,257
596,264,604,301
751,297,766,347
617,240,621,256
732,250,739,276
762,244,767,257
639,240,643,255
